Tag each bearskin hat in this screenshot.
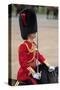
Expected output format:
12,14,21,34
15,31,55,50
19,9,37,40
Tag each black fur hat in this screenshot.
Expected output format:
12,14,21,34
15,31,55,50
19,9,37,40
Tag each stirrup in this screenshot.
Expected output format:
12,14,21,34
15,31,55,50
15,81,20,86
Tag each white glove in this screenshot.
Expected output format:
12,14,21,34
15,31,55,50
48,66,55,72
33,72,41,80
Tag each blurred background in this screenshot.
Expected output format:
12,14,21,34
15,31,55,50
8,4,58,85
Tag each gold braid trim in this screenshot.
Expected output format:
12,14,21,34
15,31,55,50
24,42,36,53
27,51,36,63
24,42,36,63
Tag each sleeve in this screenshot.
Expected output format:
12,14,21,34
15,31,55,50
18,44,30,75
35,51,46,63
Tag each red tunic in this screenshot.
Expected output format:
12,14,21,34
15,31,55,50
17,40,45,83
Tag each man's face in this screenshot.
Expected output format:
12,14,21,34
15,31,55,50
29,33,36,39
